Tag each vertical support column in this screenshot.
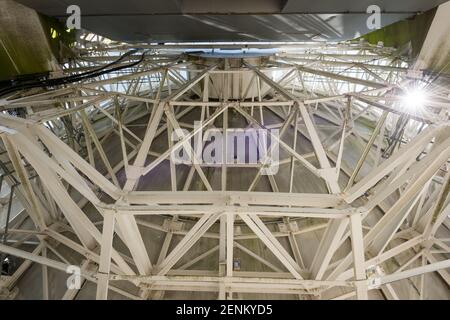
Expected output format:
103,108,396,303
419,255,427,300
167,120,177,191
349,212,368,300
219,215,226,276
224,212,234,300
222,109,228,191
219,87,228,277
289,112,299,193
218,282,226,300
96,211,116,300
41,246,49,300
226,212,234,277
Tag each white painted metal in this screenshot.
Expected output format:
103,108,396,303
0,36,449,300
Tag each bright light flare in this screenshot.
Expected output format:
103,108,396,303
401,88,427,109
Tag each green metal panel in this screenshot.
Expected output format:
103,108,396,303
360,9,436,58
0,1,75,82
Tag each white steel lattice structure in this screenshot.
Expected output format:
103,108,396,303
0,37,449,300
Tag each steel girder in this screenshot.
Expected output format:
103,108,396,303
0,36,449,300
